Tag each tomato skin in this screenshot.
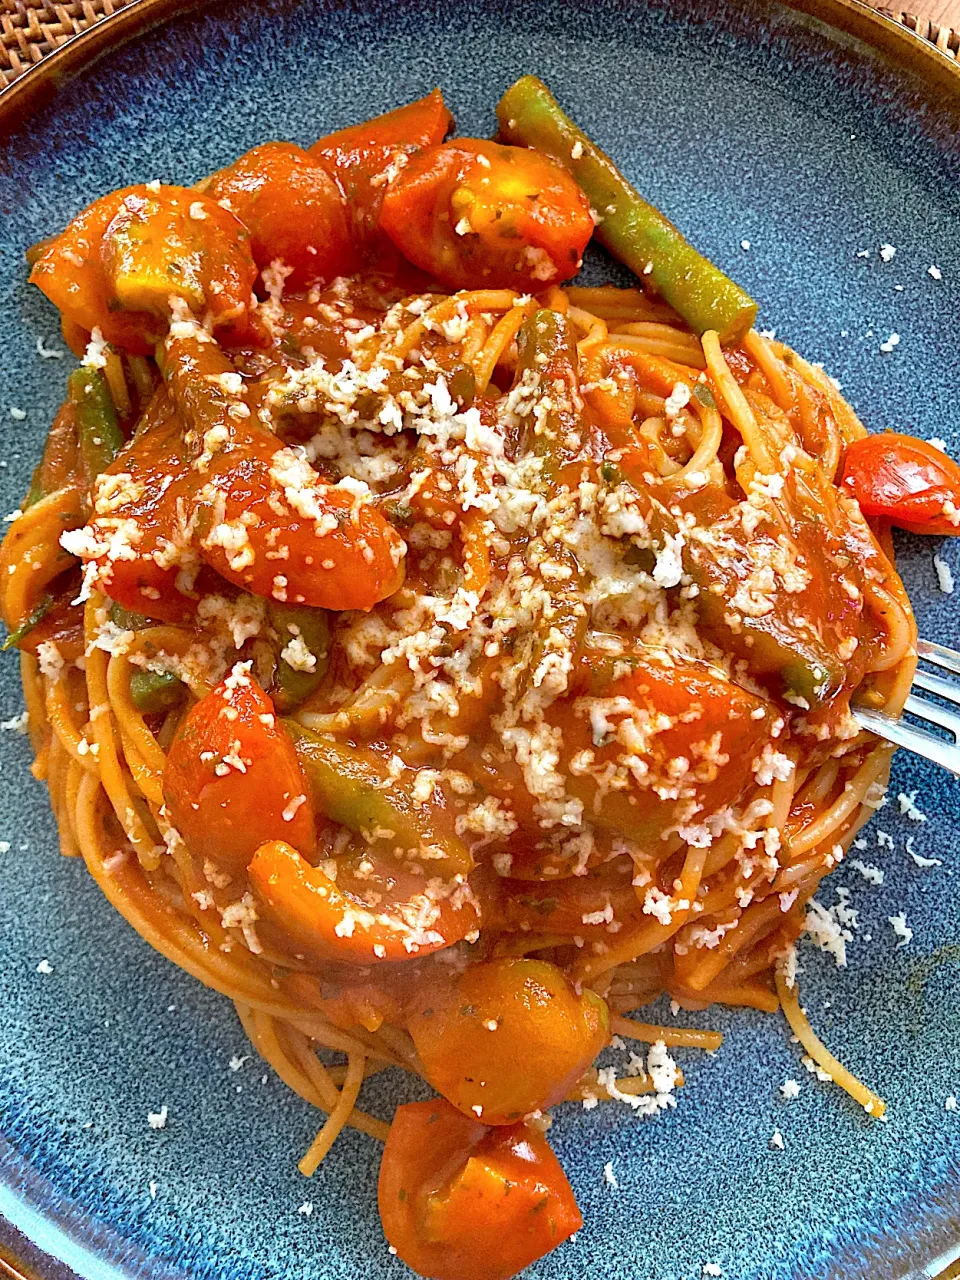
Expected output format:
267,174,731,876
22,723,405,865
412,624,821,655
380,139,593,290
81,395,200,623
840,433,960,536
379,1099,581,1280
205,143,354,288
195,435,407,611
557,652,777,844
407,958,608,1125
163,671,316,881
310,90,453,248
30,185,257,352
30,191,160,352
248,839,481,965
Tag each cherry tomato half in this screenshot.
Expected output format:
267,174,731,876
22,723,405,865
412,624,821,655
380,138,593,290
840,432,960,536
205,142,354,288
407,958,608,1124
310,90,453,250
379,1098,581,1280
164,670,316,881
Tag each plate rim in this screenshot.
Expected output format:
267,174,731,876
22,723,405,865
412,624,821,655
0,0,958,138
0,1,958,1278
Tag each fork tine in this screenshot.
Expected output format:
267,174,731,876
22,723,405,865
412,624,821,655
917,639,960,677
904,693,960,739
853,707,960,775
911,669,960,710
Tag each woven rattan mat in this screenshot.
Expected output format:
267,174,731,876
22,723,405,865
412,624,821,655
0,0,957,88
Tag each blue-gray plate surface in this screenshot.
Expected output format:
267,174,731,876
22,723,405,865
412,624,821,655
0,1,958,1277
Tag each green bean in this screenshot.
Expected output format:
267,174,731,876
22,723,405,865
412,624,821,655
159,332,239,441
68,367,124,483
130,669,185,715
621,484,843,705
511,310,589,694
496,77,757,343
1,595,52,651
514,309,584,475
285,723,474,879
109,603,153,630
269,604,330,711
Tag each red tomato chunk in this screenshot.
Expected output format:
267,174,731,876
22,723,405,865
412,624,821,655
379,1099,581,1280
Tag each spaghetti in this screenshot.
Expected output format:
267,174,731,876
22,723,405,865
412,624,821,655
4,79,957,1280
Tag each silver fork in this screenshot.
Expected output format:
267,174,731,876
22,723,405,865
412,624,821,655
853,639,960,775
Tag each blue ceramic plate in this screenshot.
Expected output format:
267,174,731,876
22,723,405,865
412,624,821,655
0,2,958,1277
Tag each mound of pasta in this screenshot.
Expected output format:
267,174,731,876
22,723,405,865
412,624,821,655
5,77,960,1280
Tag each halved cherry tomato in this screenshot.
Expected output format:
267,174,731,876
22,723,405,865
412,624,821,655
247,839,480,964
163,671,316,881
557,651,777,843
195,434,407,611
379,1098,581,1280
840,432,960,536
160,327,407,612
205,143,354,288
380,138,593,290
407,958,608,1124
310,90,453,247
31,186,257,351
31,190,160,352
79,392,200,623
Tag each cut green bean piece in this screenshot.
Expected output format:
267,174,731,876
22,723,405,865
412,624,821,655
285,723,473,879
109,603,153,630
497,77,757,343
68,367,124,482
130,669,185,715
23,467,45,511
515,309,584,475
269,604,331,711
1,595,52,651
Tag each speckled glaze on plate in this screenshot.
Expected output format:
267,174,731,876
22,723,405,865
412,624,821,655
0,2,958,1278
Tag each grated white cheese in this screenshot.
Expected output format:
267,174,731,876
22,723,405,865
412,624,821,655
933,552,954,594
849,859,884,886
897,791,927,823
888,913,913,948
280,635,317,673
147,1105,168,1130
82,327,108,369
805,891,857,967
36,640,64,681
36,335,64,359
